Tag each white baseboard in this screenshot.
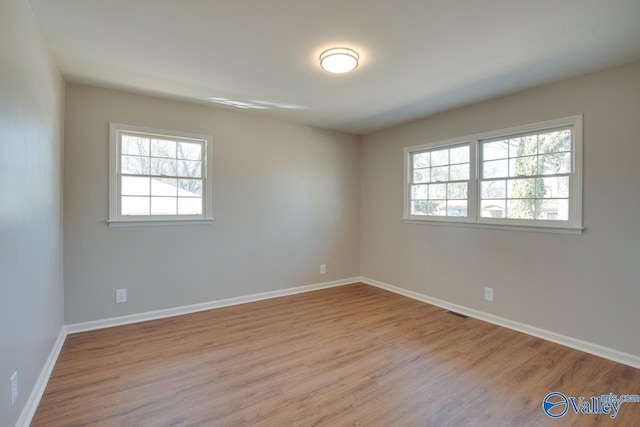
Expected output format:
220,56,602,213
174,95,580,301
15,326,67,427
17,278,358,426
24,275,636,427
66,277,360,334
360,276,640,369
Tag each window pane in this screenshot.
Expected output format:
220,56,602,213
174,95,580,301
481,180,506,199
151,197,177,215
450,164,469,181
483,159,508,179
507,178,537,199
509,135,537,157
431,166,448,182
483,140,508,161
178,142,202,160
413,168,430,184
539,199,569,221
446,200,467,217
150,158,177,176
411,184,428,200
121,176,150,196
122,135,149,156
178,160,202,178
429,183,447,199
538,152,571,175
151,178,178,196
430,149,449,166
450,146,469,164
447,183,467,200
121,155,149,175
481,200,506,218
121,196,150,215
507,199,536,219
413,152,430,168
509,155,537,177
539,130,571,154
411,200,428,215
537,176,569,199
178,179,203,196
427,200,446,216
151,139,177,158
178,197,203,215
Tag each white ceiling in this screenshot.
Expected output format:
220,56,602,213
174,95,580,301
29,0,640,135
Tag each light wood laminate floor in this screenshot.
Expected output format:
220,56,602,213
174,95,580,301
33,283,639,426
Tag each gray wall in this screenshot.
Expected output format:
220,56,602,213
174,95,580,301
64,84,361,324
0,0,65,425
361,61,640,357
3,10,636,423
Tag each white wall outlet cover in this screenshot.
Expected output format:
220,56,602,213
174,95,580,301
115,288,127,303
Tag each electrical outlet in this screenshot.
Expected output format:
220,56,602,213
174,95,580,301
484,287,494,302
320,264,326,275
10,371,17,407
115,288,127,304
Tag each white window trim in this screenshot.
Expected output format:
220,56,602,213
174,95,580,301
402,115,583,234
108,123,214,227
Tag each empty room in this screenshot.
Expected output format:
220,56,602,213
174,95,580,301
2,0,640,425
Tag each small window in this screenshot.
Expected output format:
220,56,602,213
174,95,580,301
109,123,213,226
410,144,470,218
404,116,583,233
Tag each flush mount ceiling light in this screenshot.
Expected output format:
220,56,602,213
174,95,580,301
319,47,359,73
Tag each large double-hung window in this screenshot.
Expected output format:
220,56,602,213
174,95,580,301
404,116,583,233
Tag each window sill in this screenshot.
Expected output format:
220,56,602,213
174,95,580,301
107,218,214,228
401,218,583,235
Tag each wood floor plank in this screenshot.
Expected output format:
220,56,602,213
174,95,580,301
32,283,640,426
